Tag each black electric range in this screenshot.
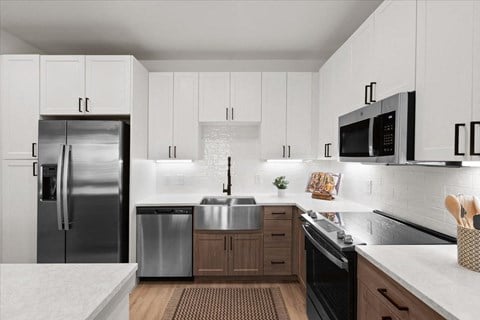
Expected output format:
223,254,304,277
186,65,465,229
301,210,455,320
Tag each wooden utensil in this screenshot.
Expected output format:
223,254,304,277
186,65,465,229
458,194,476,228
445,194,464,227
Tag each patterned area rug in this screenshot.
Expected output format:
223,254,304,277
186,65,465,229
161,287,291,320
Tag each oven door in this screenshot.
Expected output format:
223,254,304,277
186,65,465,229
303,223,354,320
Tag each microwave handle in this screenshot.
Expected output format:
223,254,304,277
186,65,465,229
368,118,374,157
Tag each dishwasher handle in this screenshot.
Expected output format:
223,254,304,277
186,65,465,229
137,207,193,215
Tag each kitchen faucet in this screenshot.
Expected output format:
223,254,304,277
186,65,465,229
222,156,232,196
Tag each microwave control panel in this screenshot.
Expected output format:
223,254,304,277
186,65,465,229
378,111,395,156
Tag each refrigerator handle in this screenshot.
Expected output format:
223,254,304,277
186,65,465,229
62,145,72,230
56,145,65,231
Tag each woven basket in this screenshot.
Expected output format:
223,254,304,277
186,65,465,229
457,225,480,272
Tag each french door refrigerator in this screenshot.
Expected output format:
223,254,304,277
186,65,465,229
37,120,129,263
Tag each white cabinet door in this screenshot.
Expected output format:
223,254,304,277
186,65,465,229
173,72,199,160
415,0,474,161
471,2,480,159
286,72,312,159
230,72,262,122
349,16,375,109
1,160,37,263
261,72,287,159
85,56,132,115
40,55,85,115
199,72,230,122
148,73,174,159
374,0,416,100
318,60,336,160
1,55,39,160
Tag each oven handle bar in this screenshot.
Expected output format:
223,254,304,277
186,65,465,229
302,223,349,271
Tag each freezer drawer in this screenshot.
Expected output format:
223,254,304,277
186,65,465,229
137,207,193,277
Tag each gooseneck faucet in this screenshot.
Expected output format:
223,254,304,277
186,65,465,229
222,156,232,196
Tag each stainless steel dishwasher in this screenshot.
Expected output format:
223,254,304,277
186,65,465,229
137,207,193,277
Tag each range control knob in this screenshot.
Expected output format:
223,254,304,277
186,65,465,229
307,210,317,219
337,230,345,239
344,234,353,245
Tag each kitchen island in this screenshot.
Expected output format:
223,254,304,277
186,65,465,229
0,263,137,320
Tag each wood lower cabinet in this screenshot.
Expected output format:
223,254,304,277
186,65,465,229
263,206,293,276
358,256,444,320
194,232,262,276
228,233,263,276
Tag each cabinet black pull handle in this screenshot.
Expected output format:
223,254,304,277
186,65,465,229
271,212,286,215
168,146,172,158
364,85,371,105
470,122,480,155
271,261,285,265
232,108,234,120
326,143,332,158
288,145,291,158
78,97,83,113
230,236,233,251
85,97,90,112
32,142,37,157
377,288,409,312
282,145,286,158
454,123,466,156
369,82,377,103
224,236,226,251
174,146,177,158
381,317,392,320
271,233,286,237
226,108,229,120
32,162,38,177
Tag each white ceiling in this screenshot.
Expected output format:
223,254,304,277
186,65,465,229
0,0,382,61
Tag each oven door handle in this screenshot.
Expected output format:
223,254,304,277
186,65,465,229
302,224,349,271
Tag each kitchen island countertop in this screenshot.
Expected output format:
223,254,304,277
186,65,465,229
0,263,137,320
356,245,480,320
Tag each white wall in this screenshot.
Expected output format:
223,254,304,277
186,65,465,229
0,29,43,54
141,59,323,72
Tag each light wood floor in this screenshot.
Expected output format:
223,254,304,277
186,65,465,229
130,281,307,320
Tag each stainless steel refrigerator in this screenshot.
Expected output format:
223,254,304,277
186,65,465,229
37,120,129,263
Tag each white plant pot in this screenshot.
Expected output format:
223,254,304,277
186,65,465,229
277,189,287,198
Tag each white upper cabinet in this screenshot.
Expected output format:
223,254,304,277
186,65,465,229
261,72,313,159
199,72,230,122
318,60,336,160
148,73,174,159
85,56,132,115
1,55,39,160
286,72,312,159
374,0,416,100
415,0,474,161
148,72,199,160
230,72,262,122
40,55,133,115
261,72,287,159
471,1,480,159
40,55,85,115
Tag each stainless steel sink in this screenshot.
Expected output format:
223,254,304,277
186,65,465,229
195,197,261,231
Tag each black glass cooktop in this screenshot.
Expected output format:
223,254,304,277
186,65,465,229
318,211,454,246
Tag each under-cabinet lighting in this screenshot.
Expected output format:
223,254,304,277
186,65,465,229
266,159,303,163
155,159,193,163
462,161,480,167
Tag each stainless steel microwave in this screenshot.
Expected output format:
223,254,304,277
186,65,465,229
338,92,415,164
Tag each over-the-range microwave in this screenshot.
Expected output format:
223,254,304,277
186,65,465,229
338,92,415,164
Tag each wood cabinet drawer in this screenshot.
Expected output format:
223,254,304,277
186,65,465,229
264,247,291,275
264,206,293,220
358,281,402,320
357,256,444,320
264,220,292,248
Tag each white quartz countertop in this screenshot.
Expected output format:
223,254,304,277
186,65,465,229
136,192,371,213
0,263,137,320
356,245,480,320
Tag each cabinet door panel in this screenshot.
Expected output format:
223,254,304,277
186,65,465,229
40,55,85,115
415,0,474,161
173,73,199,160
229,233,263,276
318,60,336,160
230,72,261,122
1,55,39,159
1,160,37,263
85,55,131,115
471,2,480,159
148,73,174,159
374,0,416,100
286,72,312,159
261,72,287,159
199,72,230,122
194,233,228,276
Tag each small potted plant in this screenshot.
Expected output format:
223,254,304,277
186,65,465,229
273,176,289,197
